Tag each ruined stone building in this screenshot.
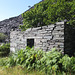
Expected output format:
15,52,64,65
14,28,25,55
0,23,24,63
10,22,64,53
9,20,75,56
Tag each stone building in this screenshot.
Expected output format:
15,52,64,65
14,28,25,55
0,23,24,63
10,21,64,53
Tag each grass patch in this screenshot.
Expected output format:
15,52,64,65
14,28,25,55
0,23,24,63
0,66,74,75
0,66,45,75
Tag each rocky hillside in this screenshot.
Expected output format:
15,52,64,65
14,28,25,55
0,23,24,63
0,15,23,34
0,15,23,42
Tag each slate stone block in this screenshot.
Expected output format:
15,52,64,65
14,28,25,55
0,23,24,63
56,22,64,25
48,24,55,28
44,36,52,39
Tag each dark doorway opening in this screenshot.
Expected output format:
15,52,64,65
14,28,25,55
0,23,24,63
27,39,34,48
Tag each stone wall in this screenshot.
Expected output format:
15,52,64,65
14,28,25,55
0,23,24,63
10,21,64,53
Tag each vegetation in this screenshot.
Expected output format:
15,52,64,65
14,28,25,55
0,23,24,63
0,33,7,42
0,66,45,75
20,0,75,30
0,0,75,74
0,43,10,57
0,47,75,75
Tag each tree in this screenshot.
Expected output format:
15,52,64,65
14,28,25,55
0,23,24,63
20,0,75,30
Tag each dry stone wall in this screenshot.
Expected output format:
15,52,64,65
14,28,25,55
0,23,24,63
10,21,64,53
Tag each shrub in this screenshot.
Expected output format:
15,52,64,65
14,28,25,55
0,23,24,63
59,55,75,73
0,33,7,42
20,0,75,30
0,43,10,57
5,47,63,74
0,47,75,75
0,57,8,66
69,56,75,72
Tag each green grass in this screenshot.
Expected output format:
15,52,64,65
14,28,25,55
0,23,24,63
0,66,45,75
0,66,74,75
0,57,45,75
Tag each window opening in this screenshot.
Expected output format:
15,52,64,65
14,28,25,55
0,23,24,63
27,39,34,48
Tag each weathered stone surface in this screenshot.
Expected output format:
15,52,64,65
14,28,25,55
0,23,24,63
44,36,52,39
46,28,53,31
40,31,47,34
48,24,55,28
56,21,64,25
